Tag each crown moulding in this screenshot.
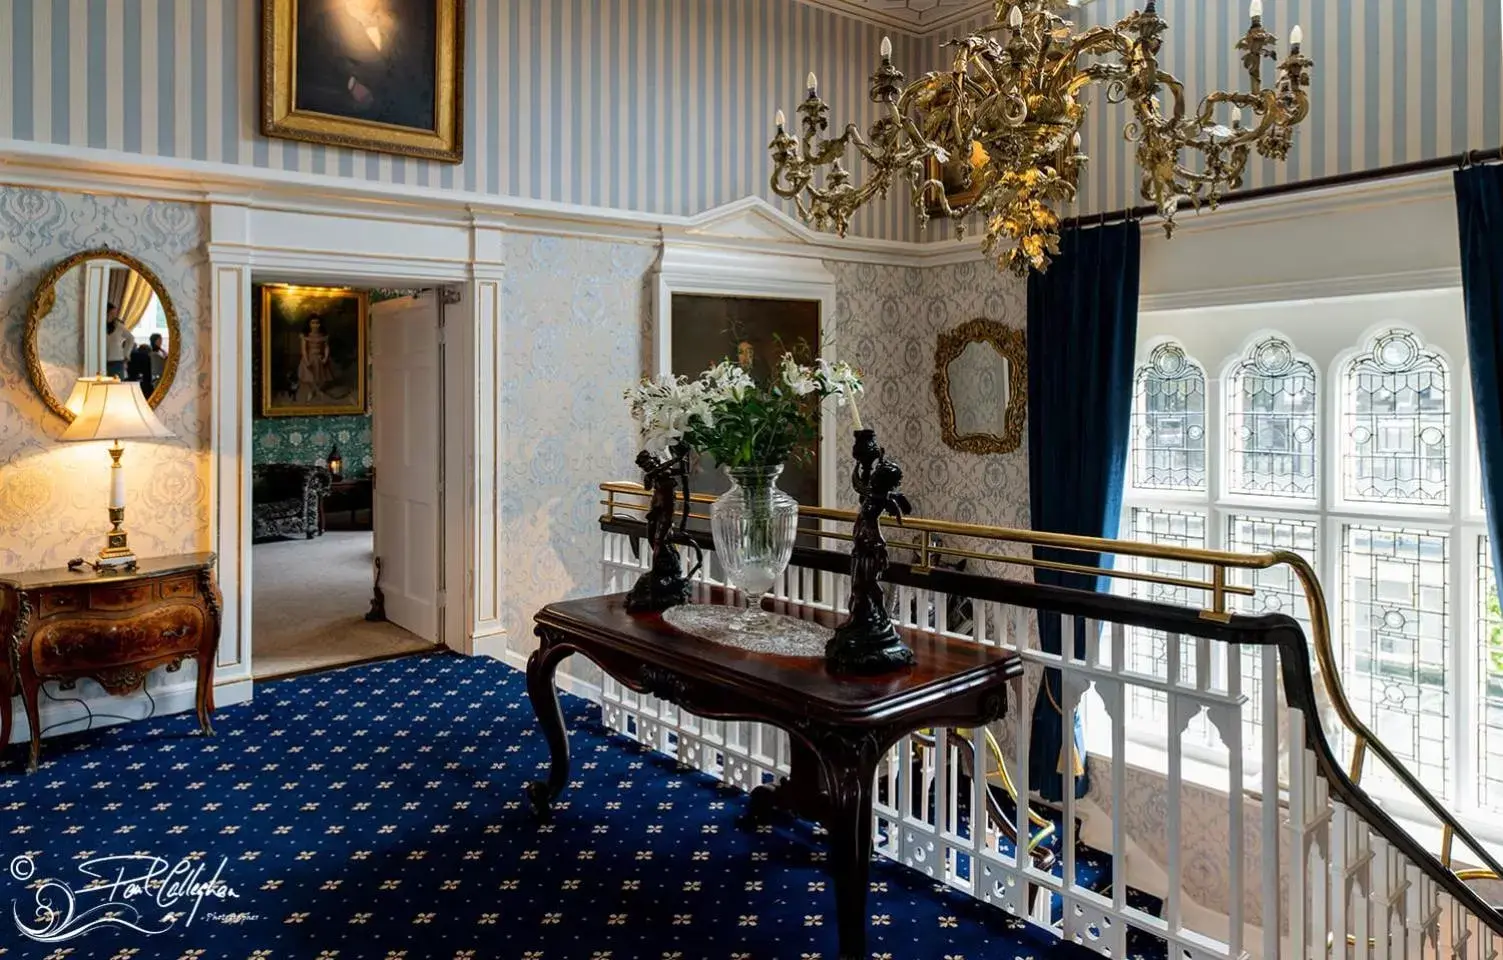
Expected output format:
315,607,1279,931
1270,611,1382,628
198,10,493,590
795,0,1093,35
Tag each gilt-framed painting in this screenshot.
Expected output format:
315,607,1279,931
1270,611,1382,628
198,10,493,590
259,286,369,418
261,0,465,162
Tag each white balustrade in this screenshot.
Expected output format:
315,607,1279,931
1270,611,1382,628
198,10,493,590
597,528,1503,959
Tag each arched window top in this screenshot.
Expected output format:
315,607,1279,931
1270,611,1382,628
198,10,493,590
1341,327,1450,506
1131,342,1207,492
1225,334,1319,499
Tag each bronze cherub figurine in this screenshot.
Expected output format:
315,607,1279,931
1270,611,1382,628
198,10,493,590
625,443,702,613
826,428,917,674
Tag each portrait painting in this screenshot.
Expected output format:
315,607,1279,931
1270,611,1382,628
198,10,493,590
259,286,368,418
261,0,464,162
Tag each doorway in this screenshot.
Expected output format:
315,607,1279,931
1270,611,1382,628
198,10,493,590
248,283,445,680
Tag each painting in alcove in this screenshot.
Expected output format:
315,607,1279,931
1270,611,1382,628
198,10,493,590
670,294,823,518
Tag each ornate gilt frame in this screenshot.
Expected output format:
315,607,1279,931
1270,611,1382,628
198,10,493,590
933,319,1027,456
258,285,370,418
260,0,466,163
24,248,182,423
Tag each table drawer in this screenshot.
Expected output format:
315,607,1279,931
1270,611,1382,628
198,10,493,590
31,604,205,676
159,576,199,601
38,590,82,617
88,583,154,612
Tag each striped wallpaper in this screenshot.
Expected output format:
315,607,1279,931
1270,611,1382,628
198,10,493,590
0,0,928,241
1071,0,1503,215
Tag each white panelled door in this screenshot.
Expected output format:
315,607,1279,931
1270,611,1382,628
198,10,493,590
371,293,442,643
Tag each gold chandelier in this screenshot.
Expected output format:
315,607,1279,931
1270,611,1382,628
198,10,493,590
767,0,1313,273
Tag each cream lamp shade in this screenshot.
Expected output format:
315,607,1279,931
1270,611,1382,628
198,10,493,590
59,378,175,442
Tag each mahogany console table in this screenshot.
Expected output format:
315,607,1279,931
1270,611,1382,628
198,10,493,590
526,588,1023,960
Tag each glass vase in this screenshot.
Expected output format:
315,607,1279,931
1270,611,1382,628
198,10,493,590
710,464,799,616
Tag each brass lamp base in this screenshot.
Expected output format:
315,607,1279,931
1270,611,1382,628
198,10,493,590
97,505,138,570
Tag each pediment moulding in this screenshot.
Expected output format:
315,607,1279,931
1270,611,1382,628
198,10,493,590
795,0,1001,35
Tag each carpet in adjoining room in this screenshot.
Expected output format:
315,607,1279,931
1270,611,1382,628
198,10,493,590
0,653,1133,959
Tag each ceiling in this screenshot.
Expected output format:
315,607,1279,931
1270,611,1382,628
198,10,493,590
795,0,1002,35
796,0,1096,35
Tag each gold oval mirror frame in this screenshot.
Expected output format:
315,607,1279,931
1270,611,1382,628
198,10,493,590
23,248,182,423
933,318,1027,455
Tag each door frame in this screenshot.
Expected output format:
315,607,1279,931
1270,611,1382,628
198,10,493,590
208,200,506,697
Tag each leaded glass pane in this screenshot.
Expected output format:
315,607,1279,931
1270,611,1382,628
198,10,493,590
1227,515,1320,742
1341,524,1450,799
1132,343,1207,492
1478,538,1503,811
1124,509,1210,738
1342,329,1449,506
1227,336,1318,499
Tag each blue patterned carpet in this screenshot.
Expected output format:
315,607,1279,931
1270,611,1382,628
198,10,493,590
0,653,1124,959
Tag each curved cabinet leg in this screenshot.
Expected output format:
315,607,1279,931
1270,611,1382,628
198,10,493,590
523,640,573,821
19,672,41,774
0,681,12,770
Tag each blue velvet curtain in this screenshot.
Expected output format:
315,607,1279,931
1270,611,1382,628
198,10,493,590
1025,223,1141,801
1457,166,1503,601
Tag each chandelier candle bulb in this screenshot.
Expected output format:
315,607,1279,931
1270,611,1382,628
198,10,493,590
1290,25,1303,47
1008,6,1023,28
880,36,891,59
806,72,817,96
775,109,785,130
1249,0,1262,19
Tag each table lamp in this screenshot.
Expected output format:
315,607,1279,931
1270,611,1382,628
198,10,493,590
327,442,344,482
58,377,176,570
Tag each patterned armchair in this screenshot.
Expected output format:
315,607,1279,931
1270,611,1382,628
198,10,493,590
252,464,333,541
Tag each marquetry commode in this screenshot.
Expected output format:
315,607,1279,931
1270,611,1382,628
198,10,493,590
0,552,221,773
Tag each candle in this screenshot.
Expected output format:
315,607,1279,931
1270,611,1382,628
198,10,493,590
849,395,863,432
110,446,125,509
1249,0,1262,18
880,36,892,59
1290,24,1303,46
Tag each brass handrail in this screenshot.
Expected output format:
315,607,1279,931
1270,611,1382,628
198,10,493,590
601,481,1503,883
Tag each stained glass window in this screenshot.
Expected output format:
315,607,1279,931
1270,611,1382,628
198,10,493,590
1123,509,1210,739
1226,336,1318,499
1341,329,1449,506
1341,524,1450,799
1478,538,1503,811
1131,343,1207,492
1226,515,1320,737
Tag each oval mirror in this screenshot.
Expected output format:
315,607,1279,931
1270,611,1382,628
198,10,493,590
24,249,181,422
934,319,1027,455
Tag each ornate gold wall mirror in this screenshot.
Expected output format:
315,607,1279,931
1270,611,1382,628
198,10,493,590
24,249,181,422
933,319,1026,455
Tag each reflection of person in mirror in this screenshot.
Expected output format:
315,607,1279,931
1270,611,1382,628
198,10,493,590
297,316,334,402
104,302,134,378
149,333,168,381
128,342,155,397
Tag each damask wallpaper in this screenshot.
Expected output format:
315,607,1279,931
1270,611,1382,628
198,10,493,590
498,235,659,683
0,186,210,573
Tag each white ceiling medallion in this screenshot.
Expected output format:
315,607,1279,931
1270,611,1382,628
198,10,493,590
793,0,1003,35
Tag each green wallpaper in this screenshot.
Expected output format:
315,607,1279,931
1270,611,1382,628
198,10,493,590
250,287,415,480
251,415,373,479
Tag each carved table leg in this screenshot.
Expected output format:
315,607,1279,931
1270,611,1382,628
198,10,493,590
523,639,573,821
744,738,826,826
815,735,883,960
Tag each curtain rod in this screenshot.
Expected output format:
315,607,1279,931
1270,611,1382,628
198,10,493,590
1062,146,1503,231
